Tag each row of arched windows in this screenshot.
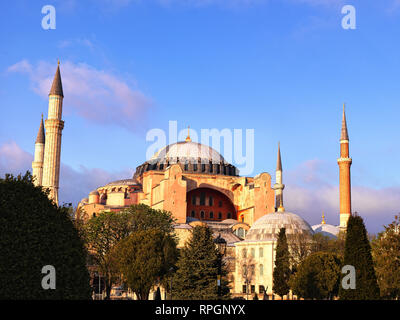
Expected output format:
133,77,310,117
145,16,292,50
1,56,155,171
190,210,232,220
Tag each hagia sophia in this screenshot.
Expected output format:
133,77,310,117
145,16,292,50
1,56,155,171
32,62,353,299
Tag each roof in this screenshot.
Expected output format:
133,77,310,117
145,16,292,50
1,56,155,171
151,140,226,164
105,179,140,186
276,142,282,171
35,115,45,144
341,104,349,140
312,223,340,239
49,63,64,97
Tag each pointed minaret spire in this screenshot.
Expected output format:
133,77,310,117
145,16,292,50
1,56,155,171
35,113,45,144
276,141,282,171
49,60,64,97
32,114,46,186
42,61,65,205
341,103,349,141
338,104,352,229
274,142,285,212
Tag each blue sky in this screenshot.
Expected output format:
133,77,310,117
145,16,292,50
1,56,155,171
1,0,400,233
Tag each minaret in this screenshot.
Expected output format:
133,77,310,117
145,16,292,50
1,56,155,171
337,104,352,229
274,142,285,212
32,114,45,186
42,61,64,205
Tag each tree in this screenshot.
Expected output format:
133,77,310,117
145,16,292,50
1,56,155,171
289,252,342,300
112,229,178,300
0,172,91,299
273,228,291,298
311,232,346,258
372,215,400,299
339,214,380,300
83,210,132,299
172,225,230,300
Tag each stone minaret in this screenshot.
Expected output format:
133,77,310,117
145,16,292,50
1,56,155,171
337,104,352,229
42,61,64,205
32,114,45,186
274,142,285,212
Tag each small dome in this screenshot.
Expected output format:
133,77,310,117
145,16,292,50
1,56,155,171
244,211,314,242
89,190,99,196
312,224,340,239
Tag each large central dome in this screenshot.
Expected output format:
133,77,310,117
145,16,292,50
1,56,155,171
133,140,238,178
151,141,225,164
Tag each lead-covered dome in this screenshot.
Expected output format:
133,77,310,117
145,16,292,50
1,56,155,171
151,141,225,164
134,140,238,178
312,223,339,239
244,211,314,242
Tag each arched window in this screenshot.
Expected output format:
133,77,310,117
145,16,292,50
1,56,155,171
200,192,205,206
259,247,264,258
192,195,196,205
259,264,264,276
209,196,213,206
235,227,245,239
251,248,255,258
200,211,205,219
227,212,232,219
242,248,247,258
191,210,195,218
218,212,222,220
209,211,214,219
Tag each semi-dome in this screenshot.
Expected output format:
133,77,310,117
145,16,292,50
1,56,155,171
244,211,314,242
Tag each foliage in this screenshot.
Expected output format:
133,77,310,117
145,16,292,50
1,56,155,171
0,172,91,299
371,215,400,299
273,228,291,298
172,226,230,300
83,204,177,299
311,232,346,258
289,252,342,300
112,228,178,300
339,214,380,300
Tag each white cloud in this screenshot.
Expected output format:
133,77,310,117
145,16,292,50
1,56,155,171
0,141,33,175
284,159,400,234
7,60,152,132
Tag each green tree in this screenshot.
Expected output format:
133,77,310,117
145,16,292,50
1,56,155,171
372,215,400,299
83,210,132,299
172,226,230,300
83,204,176,299
339,214,380,300
273,228,291,298
0,172,91,299
113,229,178,300
289,252,342,300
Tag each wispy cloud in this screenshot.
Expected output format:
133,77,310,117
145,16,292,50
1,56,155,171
7,60,152,132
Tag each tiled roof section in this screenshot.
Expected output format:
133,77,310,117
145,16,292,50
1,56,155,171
341,104,349,140
49,63,64,97
105,178,140,186
35,115,45,144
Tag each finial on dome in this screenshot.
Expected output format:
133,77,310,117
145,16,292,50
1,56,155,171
322,212,326,224
277,204,285,212
185,126,191,142
57,59,60,66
